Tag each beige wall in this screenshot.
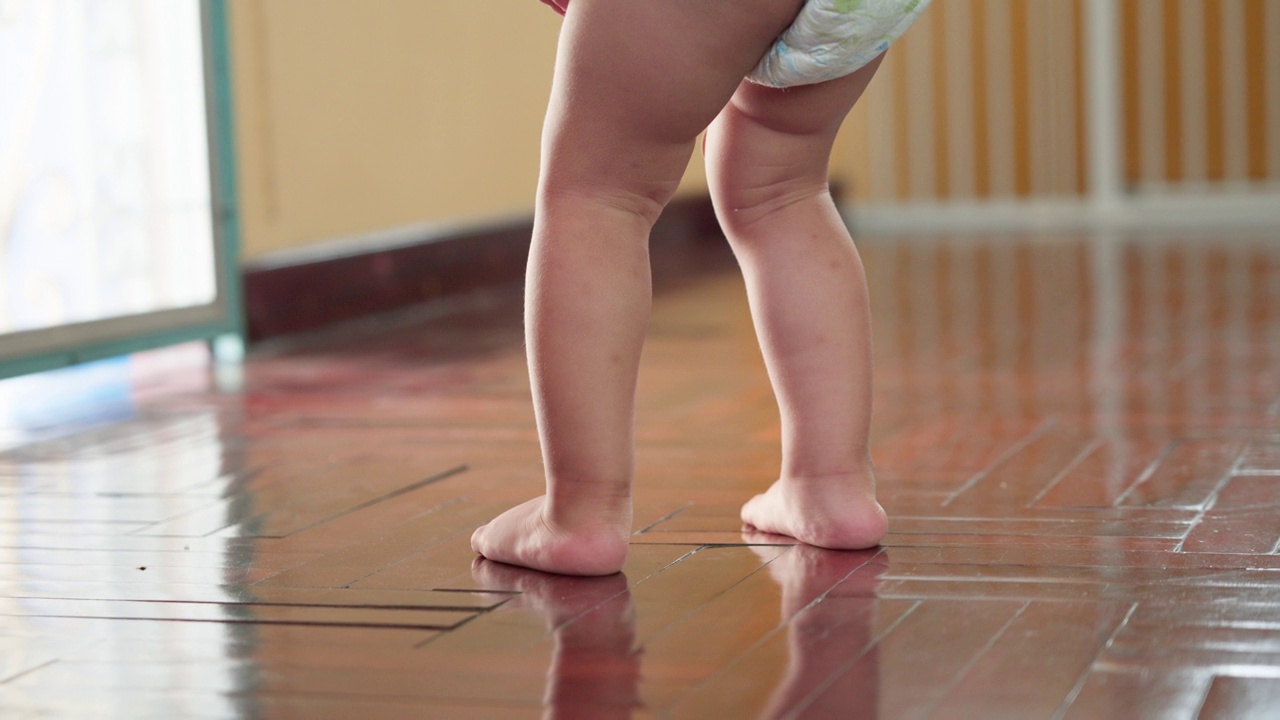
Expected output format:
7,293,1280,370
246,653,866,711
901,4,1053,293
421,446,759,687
229,1,711,261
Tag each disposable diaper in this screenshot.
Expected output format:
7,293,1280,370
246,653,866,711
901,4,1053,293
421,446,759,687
749,0,933,88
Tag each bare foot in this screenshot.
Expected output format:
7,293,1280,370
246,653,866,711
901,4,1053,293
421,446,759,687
471,496,631,576
740,474,888,550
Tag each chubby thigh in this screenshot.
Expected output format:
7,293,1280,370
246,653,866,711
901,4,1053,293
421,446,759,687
538,0,806,207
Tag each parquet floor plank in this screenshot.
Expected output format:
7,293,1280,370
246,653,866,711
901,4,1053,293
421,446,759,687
1197,676,1280,719
3,232,1280,717
1062,669,1214,720
924,601,1135,719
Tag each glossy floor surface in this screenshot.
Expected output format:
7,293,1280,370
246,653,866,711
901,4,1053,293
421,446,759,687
2,231,1280,718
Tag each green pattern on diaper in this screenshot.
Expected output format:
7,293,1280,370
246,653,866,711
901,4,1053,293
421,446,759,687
836,0,921,16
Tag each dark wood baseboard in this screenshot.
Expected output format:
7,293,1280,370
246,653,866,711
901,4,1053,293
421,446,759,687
243,195,722,343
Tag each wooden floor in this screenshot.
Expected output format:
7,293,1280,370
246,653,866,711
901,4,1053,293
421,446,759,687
2,231,1280,718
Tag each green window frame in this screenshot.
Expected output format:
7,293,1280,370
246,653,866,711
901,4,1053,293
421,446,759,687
0,0,243,381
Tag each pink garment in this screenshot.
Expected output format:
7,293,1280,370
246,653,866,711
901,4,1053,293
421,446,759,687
540,0,567,16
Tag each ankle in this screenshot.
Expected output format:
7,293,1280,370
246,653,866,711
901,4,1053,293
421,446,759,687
545,491,633,532
781,457,875,483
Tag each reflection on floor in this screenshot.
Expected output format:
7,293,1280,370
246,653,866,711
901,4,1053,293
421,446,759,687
2,231,1279,718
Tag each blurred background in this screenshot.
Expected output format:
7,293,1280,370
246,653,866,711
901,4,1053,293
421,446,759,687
227,1,563,263
229,0,1280,263
1,0,1278,379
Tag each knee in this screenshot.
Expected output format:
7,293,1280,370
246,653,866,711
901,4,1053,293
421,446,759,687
706,106,833,235
710,173,830,237
539,171,680,230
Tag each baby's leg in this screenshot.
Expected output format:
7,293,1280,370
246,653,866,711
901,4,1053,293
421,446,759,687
472,0,805,575
706,60,889,549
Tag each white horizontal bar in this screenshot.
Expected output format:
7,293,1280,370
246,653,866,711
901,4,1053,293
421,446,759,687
842,189,1280,235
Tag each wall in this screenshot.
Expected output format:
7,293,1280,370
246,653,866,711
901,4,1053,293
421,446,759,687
229,0,710,262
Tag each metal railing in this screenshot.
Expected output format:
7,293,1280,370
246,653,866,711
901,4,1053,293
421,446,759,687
843,0,1280,231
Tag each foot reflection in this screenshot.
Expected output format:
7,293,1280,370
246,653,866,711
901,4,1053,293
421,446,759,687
748,539,889,719
470,560,641,718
